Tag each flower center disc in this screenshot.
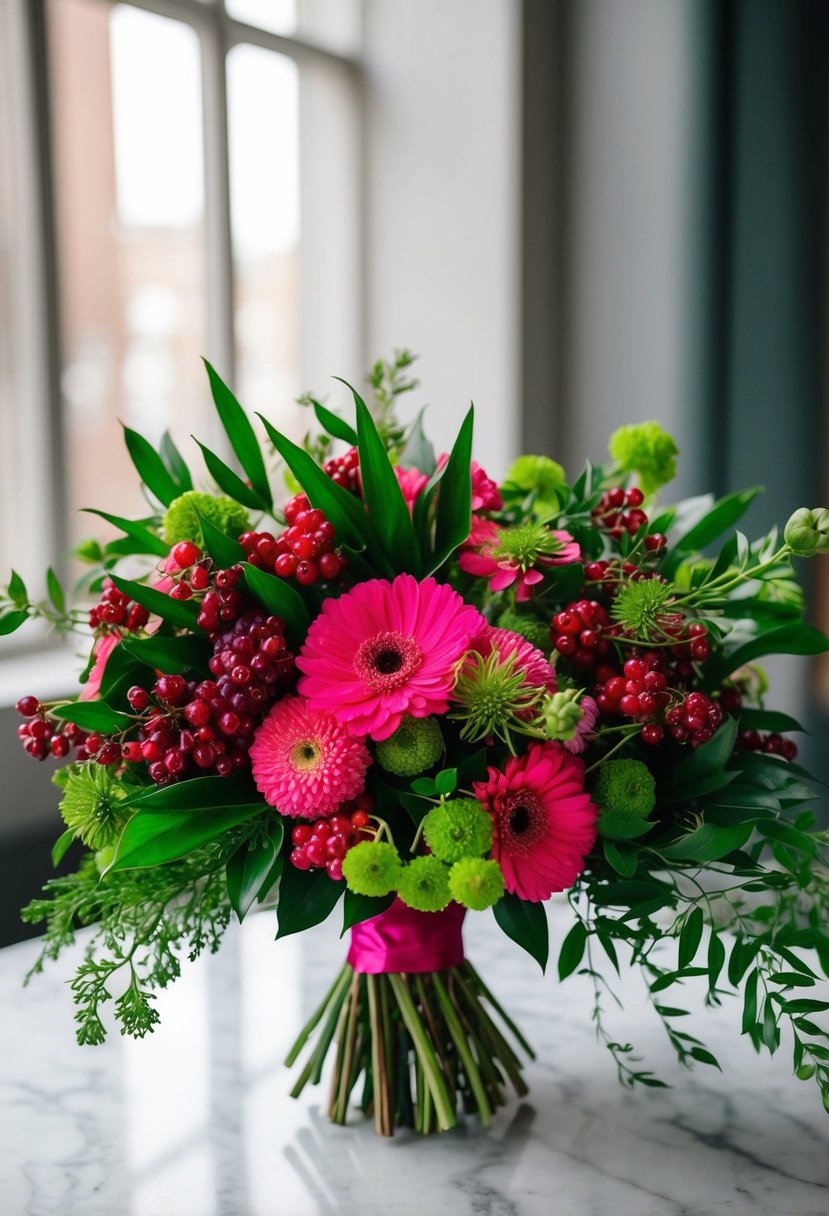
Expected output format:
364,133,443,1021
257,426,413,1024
291,740,322,771
501,792,549,855
354,631,423,691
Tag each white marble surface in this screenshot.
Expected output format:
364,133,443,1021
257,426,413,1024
1,908,828,1216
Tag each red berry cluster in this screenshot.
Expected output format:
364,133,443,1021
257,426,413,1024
584,560,667,588
551,599,616,671
238,495,345,588
289,797,375,880
591,486,650,540
664,692,726,747
322,446,361,494
15,698,89,762
736,730,798,762
89,578,150,631
593,648,725,747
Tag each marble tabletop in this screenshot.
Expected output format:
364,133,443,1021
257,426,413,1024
1,907,828,1216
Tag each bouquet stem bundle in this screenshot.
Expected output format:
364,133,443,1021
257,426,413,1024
286,960,532,1136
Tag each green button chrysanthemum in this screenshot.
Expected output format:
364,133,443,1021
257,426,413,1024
448,857,505,911
608,421,678,496
594,759,656,819
341,841,403,897
506,454,566,510
374,715,444,778
496,609,552,655
397,855,451,912
422,798,493,863
59,765,129,850
162,491,250,546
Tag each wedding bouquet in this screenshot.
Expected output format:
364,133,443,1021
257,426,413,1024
7,352,829,1136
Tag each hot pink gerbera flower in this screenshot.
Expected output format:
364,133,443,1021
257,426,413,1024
459,520,580,602
474,742,597,901
249,695,370,818
394,465,430,512
297,574,485,740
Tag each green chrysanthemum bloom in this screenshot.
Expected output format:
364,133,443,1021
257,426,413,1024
497,610,551,655
342,841,402,897
506,454,566,509
162,491,251,546
448,857,505,911
610,578,674,637
540,689,584,743
374,715,444,777
784,507,829,557
594,759,656,820
452,648,545,747
608,421,678,495
59,765,130,850
397,855,451,912
422,798,493,863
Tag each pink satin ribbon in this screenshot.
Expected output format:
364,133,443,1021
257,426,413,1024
347,899,466,974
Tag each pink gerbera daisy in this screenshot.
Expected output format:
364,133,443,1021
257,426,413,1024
249,695,370,818
473,625,557,694
474,742,597,901
297,574,485,740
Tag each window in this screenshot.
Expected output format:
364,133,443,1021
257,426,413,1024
0,0,362,648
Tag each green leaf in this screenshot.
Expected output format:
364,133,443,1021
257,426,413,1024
664,716,739,792
663,486,763,575
690,1046,721,1070
493,892,548,972
398,792,432,825
597,811,653,840
51,702,134,732
312,398,358,445
707,623,829,686
203,359,272,506
593,880,675,909
557,920,587,980
197,514,246,569
400,407,436,476
122,424,181,507
109,574,200,631
708,930,726,990
82,509,169,558
659,822,752,864
226,820,284,921
431,405,474,572
96,644,152,711
410,778,437,797
0,609,29,635
341,889,395,935
112,802,265,870
347,381,421,573
275,866,344,939
7,570,27,606
122,774,259,812
46,567,65,614
603,839,638,877
159,430,193,494
741,968,759,1032
51,827,76,868
121,633,212,676
434,768,458,796
738,709,805,734
193,439,269,511
241,563,310,650
768,972,815,988
758,819,817,855
796,1064,816,1081
678,908,704,969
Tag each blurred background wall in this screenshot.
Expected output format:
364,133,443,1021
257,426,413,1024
0,0,826,944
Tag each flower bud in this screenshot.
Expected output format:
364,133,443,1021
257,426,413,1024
784,507,829,557
540,689,585,743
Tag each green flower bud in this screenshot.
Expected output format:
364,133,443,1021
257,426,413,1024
422,798,493,863
594,759,656,820
448,858,505,911
784,508,829,557
374,715,444,778
162,491,250,546
341,841,403,897
397,855,451,912
540,689,584,743
608,421,678,495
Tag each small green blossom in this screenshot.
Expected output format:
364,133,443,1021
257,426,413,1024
594,759,656,820
497,610,551,654
397,856,451,912
610,578,674,637
608,421,678,495
451,649,545,749
342,841,402,897
448,858,505,911
162,491,250,546
422,798,493,863
540,689,585,743
59,766,130,850
375,716,444,777
784,508,829,557
506,455,566,509
495,521,564,568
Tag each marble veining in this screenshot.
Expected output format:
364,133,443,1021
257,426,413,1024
1,908,828,1216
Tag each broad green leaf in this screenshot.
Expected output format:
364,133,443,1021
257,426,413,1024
741,968,759,1032
122,774,261,812
768,972,815,988
193,439,269,511
690,1046,721,1070
410,777,437,797
121,633,212,676
708,930,726,989
663,716,739,792
111,802,265,871
46,567,65,614
678,908,704,969
226,820,284,921
109,574,200,631
241,563,310,650
781,998,829,1014
0,609,28,635
312,398,358,445
197,514,246,569
706,623,829,685
597,810,653,840
7,570,27,606
663,486,763,575
493,893,548,972
603,839,638,877
82,509,169,558
434,767,458,796
52,702,134,732
758,819,817,855
275,865,344,939
122,424,181,507
737,709,805,734
431,405,474,572
160,430,193,494
341,889,395,935
400,407,436,476
203,359,272,506
97,643,153,710
51,827,76,868
557,919,587,980
659,822,752,864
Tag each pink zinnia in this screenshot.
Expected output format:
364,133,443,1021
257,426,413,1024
249,695,370,818
474,742,597,901
562,695,599,755
459,521,580,602
297,574,484,740
471,626,556,694
394,465,430,513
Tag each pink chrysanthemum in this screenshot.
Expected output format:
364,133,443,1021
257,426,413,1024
437,455,503,513
249,695,370,818
459,520,580,602
394,465,429,512
297,574,485,740
474,626,557,694
562,695,599,755
474,742,597,901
